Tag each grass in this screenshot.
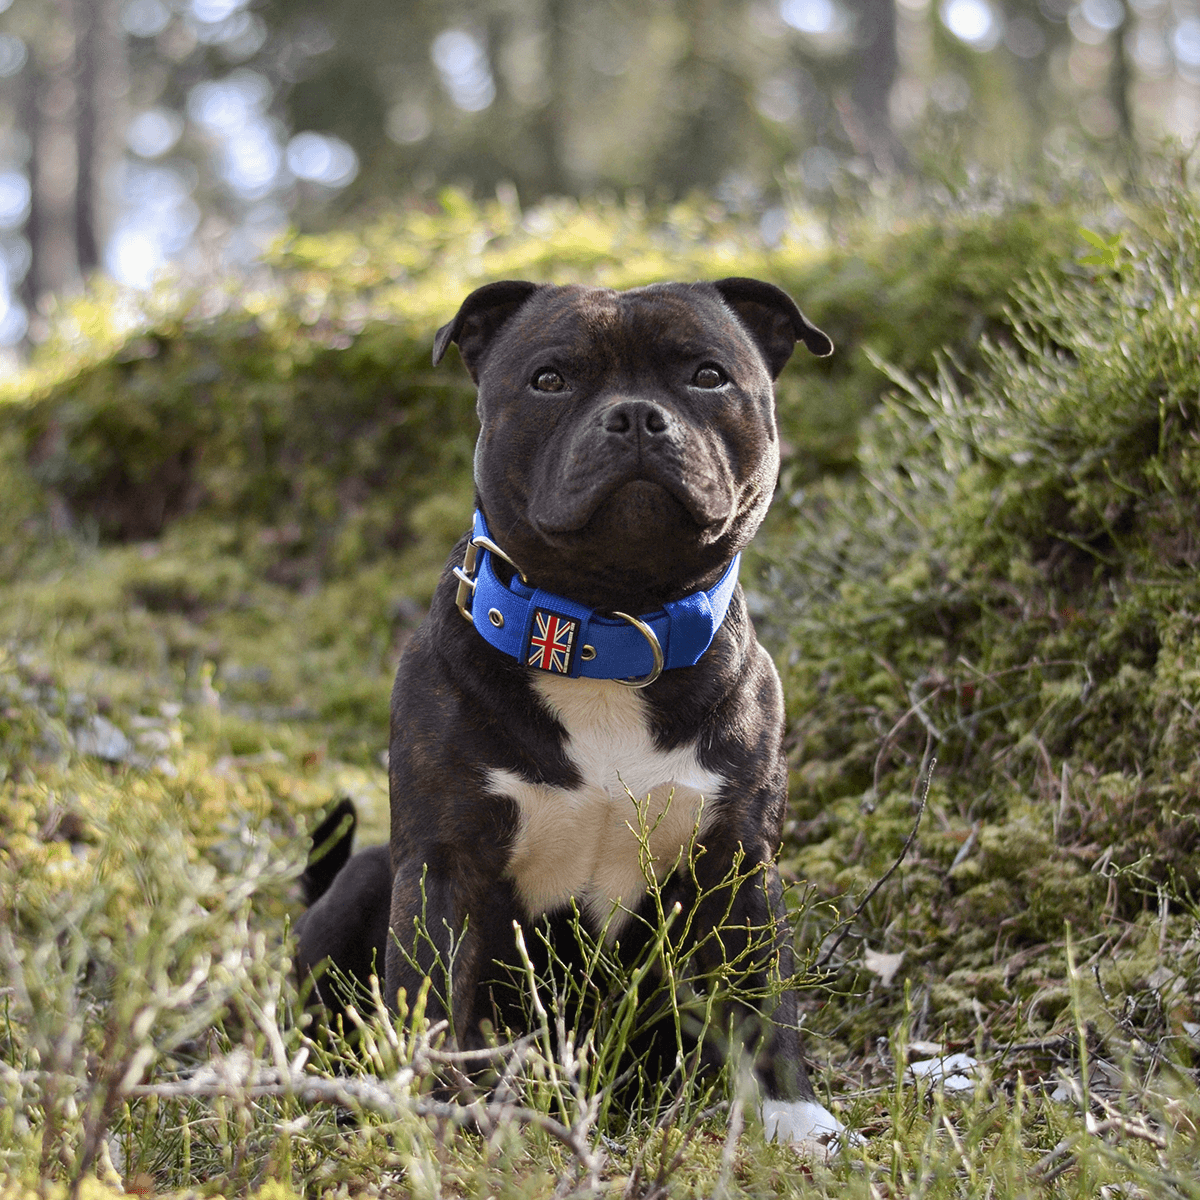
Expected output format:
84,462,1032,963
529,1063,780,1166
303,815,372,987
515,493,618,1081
4,165,1200,1197
2,627,1199,1195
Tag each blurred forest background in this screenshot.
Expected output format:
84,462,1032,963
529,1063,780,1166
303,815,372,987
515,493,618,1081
0,0,1197,357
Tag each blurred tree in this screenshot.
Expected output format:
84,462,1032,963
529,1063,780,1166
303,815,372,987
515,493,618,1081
0,0,1196,354
263,0,1195,212
72,0,97,271
844,0,903,169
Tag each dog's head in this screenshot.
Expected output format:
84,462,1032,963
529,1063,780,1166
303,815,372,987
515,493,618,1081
435,279,831,610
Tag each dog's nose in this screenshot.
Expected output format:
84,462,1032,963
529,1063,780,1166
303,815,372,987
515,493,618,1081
603,400,669,436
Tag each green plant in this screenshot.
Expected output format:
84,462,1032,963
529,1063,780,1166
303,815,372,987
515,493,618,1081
760,169,1200,1131
7,168,1200,1198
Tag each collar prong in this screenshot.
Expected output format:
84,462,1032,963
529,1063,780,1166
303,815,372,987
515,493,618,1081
471,533,529,584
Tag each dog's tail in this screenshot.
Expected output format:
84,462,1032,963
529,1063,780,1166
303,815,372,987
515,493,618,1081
300,797,357,905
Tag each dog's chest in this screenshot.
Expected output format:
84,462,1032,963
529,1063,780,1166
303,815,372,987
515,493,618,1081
485,675,724,935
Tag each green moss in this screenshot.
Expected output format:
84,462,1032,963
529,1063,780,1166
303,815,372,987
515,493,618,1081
1,190,1079,597
768,173,1200,1066
977,818,1053,880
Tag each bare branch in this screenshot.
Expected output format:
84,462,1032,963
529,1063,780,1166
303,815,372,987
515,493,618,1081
817,753,935,970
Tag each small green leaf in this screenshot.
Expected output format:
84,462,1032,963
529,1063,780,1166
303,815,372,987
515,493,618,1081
1077,225,1122,270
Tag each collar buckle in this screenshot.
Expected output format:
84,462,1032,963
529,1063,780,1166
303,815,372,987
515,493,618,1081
453,540,480,623
455,526,530,623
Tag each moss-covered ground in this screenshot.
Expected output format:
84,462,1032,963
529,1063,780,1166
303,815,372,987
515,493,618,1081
2,172,1200,1198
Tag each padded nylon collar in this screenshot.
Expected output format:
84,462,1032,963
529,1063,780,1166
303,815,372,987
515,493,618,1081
463,509,740,683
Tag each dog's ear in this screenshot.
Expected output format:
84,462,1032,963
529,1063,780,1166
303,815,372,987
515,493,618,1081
433,280,541,381
712,277,833,378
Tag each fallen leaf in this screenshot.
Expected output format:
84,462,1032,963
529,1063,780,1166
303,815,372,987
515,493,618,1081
864,945,905,987
909,1052,980,1093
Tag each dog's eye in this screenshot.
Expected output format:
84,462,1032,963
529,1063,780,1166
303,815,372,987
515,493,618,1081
692,364,728,389
531,368,567,393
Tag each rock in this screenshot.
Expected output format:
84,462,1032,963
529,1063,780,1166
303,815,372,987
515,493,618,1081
75,715,133,763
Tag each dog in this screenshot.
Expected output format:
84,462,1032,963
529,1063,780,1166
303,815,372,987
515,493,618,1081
296,277,842,1146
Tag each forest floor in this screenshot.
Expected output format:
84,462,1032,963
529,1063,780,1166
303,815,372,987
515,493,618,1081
3,177,1200,1198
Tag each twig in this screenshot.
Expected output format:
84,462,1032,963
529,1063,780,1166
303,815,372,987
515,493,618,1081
623,1087,726,1200
10,1062,601,1191
950,819,981,870
1034,1109,1167,1184
817,754,936,970
1033,1135,1077,1184
872,692,942,799
417,1036,540,1066
427,1093,602,1191
133,1070,602,1187
714,1087,745,1200
988,1034,1074,1056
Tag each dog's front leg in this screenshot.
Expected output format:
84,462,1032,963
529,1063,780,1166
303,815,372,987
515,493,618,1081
682,853,809,1092
384,857,492,1046
685,849,845,1147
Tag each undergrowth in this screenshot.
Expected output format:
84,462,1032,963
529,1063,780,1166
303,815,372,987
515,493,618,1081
4,167,1200,1197
758,167,1200,1182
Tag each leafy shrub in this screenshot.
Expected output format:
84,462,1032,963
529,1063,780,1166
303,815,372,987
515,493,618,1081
764,173,1200,1051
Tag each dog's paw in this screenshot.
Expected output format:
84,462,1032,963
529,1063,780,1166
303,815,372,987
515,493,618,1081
759,1099,846,1154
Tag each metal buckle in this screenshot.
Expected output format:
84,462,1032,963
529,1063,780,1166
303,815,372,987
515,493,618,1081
611,611,664,688
473,535,527,584
454,530,529,624
453,540,480,623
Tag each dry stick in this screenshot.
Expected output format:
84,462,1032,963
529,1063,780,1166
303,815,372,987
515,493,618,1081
872,694,939,799
1034,1114,1167,1185
120,1071,601,1187
816,750,936,971
714,1088,746,1200
991,1034,1074,1056
326,1011,538,1069
649,1095,725,1200
4,1013,597,1187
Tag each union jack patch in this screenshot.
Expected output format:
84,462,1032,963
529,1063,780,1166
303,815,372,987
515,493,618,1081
525,609,579,675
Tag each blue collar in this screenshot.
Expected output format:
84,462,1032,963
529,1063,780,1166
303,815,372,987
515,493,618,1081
453,509,741,689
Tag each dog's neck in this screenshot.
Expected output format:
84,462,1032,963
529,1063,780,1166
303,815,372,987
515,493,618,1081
455,509,741,688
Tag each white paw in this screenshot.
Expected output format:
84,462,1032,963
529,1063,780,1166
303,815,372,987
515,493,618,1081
760,1098,846,1153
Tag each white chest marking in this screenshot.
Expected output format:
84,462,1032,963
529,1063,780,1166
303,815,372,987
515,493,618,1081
486,675,724,936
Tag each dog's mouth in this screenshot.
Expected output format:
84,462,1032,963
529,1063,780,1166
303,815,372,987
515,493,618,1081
530,464,732,541
582,479,697,539
507,478,732,609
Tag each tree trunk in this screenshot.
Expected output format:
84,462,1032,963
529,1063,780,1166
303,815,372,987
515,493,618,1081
844,0,904,172
527,0,569,195
18,54,42,313
73,0,98,273
29,0,81,304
